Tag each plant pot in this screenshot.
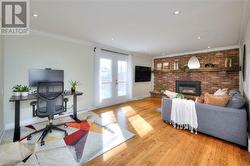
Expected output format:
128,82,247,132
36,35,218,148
21,92,29,97
14,92,21,97
71,88,76,94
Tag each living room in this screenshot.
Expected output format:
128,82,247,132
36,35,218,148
0,0,250,165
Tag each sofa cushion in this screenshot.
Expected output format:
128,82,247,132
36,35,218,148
195,96,204,103
227,89,245,109
204,93,230,107
214,88,228,96
164,90,177,99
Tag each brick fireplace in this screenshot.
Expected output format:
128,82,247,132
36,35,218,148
153,48,239,95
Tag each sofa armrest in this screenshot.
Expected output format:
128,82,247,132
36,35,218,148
161,97,172,122
195,102,247,146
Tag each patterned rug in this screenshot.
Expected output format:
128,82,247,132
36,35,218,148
0,112,135,165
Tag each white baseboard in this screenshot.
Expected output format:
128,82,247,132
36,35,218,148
4,106,96,130
131,95,151,101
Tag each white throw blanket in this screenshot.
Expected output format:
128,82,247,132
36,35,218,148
170,98,198,134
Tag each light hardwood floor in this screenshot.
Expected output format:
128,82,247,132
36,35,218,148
86,97,250,166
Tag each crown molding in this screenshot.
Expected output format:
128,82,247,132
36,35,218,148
31,29,95,47
153,45,240,59
30,29,134,55
239,0,250,45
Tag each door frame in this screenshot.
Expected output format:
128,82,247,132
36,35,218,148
94,49,131,108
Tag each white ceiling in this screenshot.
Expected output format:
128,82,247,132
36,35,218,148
30,0,249,56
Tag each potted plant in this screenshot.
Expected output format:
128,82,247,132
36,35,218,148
21,86,30,97
176,93,185,99
159,86,166,93
69,80,79,93
12,85,22,97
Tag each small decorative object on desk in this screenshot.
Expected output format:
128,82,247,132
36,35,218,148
12,85,22,97
70,80,79,93
159,86,166,93
21,86,30,97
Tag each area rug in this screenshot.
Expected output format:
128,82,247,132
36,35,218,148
0,112,135,165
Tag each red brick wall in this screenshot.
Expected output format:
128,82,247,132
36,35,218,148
153,48,239,95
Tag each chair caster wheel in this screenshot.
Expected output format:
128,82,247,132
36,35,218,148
40,141,45,146
64,125,68,128
27,135,32,140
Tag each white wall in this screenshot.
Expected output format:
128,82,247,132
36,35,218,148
0,36,4,137
3,33,95,129
2,32,153,129
241,5,250,152
242,16,250,99
131,54,153,99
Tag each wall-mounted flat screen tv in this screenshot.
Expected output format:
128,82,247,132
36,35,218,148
135,66,151,82
29,69,64,87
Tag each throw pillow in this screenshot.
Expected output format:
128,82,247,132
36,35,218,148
227,89,246,109
214,88,228,96
195,96,204,103
204,93,230,107
164,90,177,99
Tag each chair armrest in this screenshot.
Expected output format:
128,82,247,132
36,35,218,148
30,101,37,117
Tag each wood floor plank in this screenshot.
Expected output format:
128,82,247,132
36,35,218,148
85,97,250,166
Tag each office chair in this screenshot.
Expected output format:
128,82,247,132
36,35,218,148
27,81,68,146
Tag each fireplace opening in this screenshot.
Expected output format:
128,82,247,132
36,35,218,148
176,81,201,96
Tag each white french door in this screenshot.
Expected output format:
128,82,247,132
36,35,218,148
95,49,129,107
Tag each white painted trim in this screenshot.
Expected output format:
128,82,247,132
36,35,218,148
31,29,133,56
4,106,96,130
132,95,151,101
153,45,240,59
239,0,250,45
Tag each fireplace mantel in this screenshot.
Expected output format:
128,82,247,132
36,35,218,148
153,66,240,73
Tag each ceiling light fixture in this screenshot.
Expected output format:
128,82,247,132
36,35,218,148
174,10,180,15
111,38,114,41
32,14,38,17
197,36,201,40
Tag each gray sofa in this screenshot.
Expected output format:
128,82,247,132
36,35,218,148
161,97,248,146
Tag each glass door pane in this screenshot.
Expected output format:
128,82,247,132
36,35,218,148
117,60,128,96
100,58,112,102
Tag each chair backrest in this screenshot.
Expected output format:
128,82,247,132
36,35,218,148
36,81,64,119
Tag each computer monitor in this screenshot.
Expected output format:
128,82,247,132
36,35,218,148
29,69,64,87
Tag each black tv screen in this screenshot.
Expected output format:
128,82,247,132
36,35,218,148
29,69,64,86
135,66,151,82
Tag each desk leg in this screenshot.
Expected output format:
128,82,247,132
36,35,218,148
13,101,20,142
70,94,81,123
